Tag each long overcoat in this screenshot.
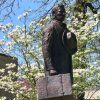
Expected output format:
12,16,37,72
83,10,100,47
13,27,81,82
42,19,77,76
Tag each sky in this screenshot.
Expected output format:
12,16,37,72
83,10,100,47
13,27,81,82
1,0,58,25
2,0,39,25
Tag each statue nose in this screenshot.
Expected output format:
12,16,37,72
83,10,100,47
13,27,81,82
58,10,62,13
58,10,62,14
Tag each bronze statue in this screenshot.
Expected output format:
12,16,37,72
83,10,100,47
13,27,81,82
42,4,77,83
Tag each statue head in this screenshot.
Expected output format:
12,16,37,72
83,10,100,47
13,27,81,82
52,4,66,22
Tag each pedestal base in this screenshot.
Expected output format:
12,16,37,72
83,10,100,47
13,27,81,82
36,73,73,100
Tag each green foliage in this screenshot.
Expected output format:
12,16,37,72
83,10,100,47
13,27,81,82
71,12,100,98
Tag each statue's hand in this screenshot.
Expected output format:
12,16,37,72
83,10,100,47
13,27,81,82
49,70,57,76
66,32,77,50
67,32,72,39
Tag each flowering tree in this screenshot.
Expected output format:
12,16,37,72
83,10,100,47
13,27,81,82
71,11,100,100
0,11,49,99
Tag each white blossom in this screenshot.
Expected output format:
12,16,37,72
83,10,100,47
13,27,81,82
0,39,5,45
6,63,16,69
18,15,22,20
0,69,5,73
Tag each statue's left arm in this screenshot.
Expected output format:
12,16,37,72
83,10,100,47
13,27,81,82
66,32,77,55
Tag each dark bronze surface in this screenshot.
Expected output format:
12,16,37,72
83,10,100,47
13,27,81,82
42,4,77,79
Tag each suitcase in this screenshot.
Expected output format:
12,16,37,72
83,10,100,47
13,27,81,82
36,73,73,100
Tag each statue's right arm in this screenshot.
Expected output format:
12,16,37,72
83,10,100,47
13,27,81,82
42,26,55,71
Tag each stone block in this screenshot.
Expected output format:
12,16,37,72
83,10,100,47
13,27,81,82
36,73,73,100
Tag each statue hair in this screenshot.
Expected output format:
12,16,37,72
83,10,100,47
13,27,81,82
52,4,65,19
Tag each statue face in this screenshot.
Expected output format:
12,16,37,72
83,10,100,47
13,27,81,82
54,6,65,22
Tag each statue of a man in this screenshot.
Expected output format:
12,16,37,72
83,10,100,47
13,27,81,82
42,4,77,83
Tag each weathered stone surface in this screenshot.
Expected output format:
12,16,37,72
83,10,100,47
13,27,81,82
47,75,62,98
62,74,72,95
36,77,47,99
36,73,73,100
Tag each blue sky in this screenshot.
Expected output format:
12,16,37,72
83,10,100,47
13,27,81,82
2,0,38,25
2,0,58,26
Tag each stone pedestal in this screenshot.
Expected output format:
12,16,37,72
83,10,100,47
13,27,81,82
36,73,73,100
